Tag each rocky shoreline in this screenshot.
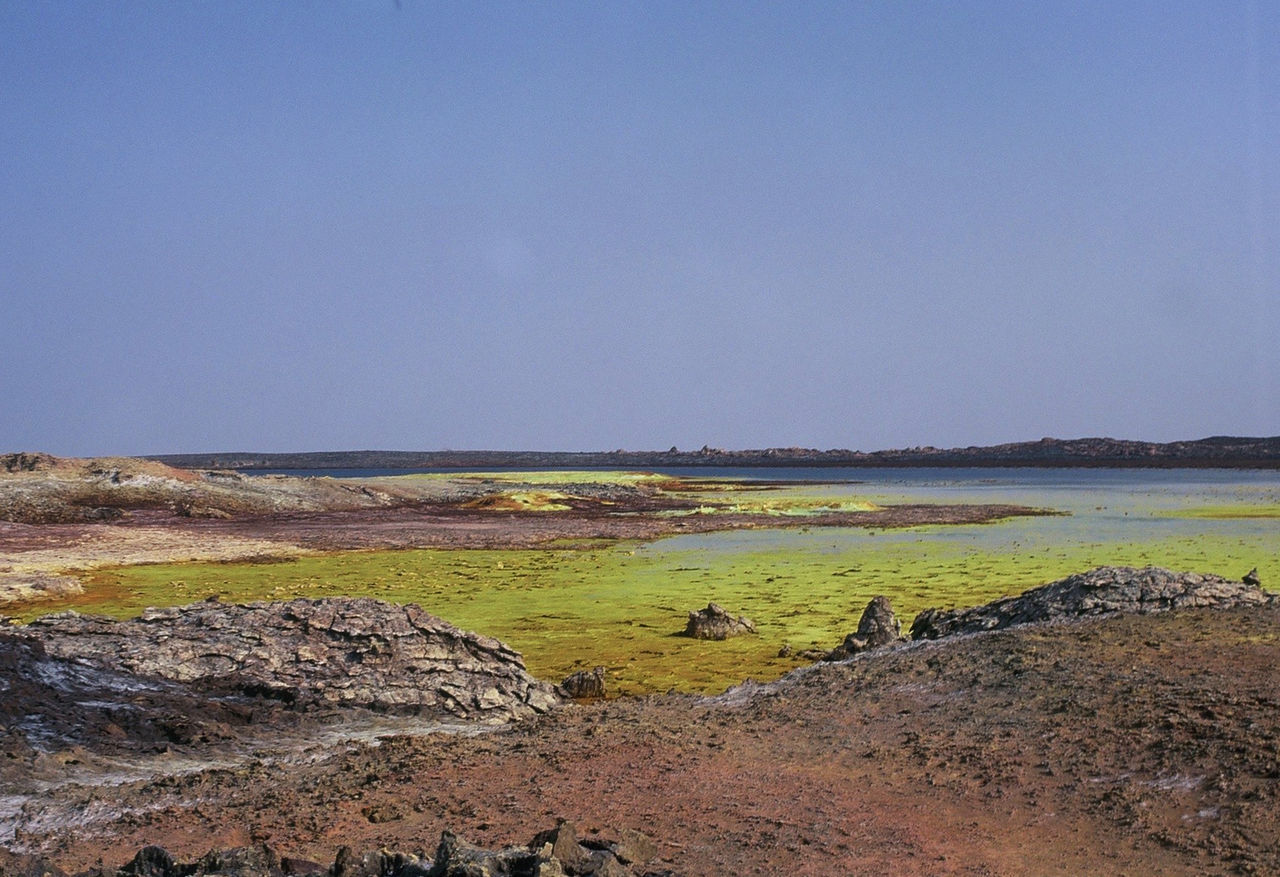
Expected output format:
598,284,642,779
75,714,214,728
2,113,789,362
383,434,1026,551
3,566,1276,874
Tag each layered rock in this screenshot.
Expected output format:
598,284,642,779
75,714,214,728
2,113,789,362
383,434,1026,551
681,603,756,640
910,566,1272,640
20,597,560,722
824,595,904,660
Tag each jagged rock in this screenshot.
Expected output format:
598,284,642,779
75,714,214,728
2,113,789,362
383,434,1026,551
602,829,656,867
18,598,561,723
910,566,1273,640
824,596,904,660
1244,567,1261,587
530,822,590,872
15,823,658,877
560,666,607,700
681,603,756,640
117,846,180,877
426,831,544,877
192,846,283,877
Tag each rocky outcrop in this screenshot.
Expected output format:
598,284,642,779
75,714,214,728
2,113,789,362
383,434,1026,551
681,603,757,640
910,566,1273,640
11,823,658,877
19,597,560,722
560,666,607,700
824,596,904,660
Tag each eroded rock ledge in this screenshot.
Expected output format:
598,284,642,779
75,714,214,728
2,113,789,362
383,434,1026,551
909,565,1272,640
18,597,560,722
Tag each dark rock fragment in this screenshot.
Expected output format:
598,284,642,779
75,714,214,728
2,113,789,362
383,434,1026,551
193,846,283,877
559,667,607,700
530,821,589,871
681,603,756,640
606,829,656,867
1243,567,1261,587
825,596,904,660
426,831,542,876
117,846,180,877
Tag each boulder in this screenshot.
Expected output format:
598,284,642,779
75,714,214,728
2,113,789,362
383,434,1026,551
1243,567,1261,587
910,566,1273,640
560,666,607,700
681,603,756,640
824,596,904,660
18,597,561,724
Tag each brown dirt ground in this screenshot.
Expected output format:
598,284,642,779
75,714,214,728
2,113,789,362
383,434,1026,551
18,605,1280,876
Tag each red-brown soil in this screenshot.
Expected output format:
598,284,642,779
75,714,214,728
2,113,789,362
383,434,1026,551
17,605,1279,875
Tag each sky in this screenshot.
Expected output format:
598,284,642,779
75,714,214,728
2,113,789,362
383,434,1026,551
3,1,1277,455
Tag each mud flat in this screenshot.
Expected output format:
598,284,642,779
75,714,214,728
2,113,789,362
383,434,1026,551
0,453,1047,610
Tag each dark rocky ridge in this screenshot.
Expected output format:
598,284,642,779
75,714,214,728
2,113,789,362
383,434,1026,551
16,597,560,722
909,565,1273,640
150,434,1280,471
0,820,660,877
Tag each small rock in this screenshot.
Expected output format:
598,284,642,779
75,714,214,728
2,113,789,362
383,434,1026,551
610,828,657,866
530,821,590,871
1243,567,1261,587
681,603,757,640
560,666,607,700
826,596,904,660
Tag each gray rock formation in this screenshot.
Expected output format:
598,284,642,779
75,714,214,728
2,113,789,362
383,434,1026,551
681,603,757,640
20,597,560,722
824,595,904,660
560,666,607,699
910,566,1273,640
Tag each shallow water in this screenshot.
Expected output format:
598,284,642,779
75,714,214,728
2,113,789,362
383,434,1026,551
25,468,1280,695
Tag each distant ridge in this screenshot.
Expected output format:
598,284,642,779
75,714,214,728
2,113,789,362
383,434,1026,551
151,436,1280,471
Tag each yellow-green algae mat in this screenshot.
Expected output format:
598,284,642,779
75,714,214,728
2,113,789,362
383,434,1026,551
24,526,1278,697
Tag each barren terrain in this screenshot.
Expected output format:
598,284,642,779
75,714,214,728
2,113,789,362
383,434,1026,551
2,456,1277,875
5,603,1278,875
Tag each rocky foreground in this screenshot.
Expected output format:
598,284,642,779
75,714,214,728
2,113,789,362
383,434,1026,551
2,567,1277,875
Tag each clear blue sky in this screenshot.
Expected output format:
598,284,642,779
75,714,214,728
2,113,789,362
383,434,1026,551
3,2,1277,455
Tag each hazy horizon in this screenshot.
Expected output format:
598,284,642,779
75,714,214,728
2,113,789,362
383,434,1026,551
115,432,1280,459
4,2,1277,457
